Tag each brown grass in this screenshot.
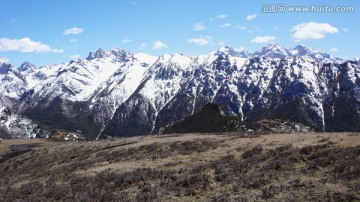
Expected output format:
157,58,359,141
0,132,360,201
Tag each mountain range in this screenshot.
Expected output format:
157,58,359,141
0,44,359,139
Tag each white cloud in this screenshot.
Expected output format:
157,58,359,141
220,23,231,28
70,39,78,43
0,37,63,53
291,22,338,40
152,40,168,50
69,55,81,59
342,28,349,32
216,14,227,19
139,43,147,49
63,27,83,35
193,23,207,31
188,35,212,45
121,38,132,43
330,48,339,52
218,41,225,46
250,36,276,43
246,14,257,21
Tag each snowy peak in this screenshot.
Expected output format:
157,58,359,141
290,44,315,56
28,48,154,103
1,46,358,139
133,52,157,67
0,61,26,101
0,58,12,74
167,53,193,67
86,48,133,62
69,57,86,66
289,44,333,61
142,53,193,82
86,48,106,60
216,46,250,58
0,58,10,65
19,61,36,72
265,43,286,51
109,48,133,62
151,53,193,69
253,43,291,58
250,44,340,62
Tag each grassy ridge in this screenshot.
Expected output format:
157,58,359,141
0,132,359,201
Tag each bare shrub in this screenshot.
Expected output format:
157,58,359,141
136,183,159,201
243,173,269,189
17,181,44,197
242,145,263,159
170,138,222,155
211,193,231,202
300,144,329,155
318,137,330,143
324,190,359,201
174,174,211,196
1,134,360,201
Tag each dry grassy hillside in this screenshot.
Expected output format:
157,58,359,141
0,132,360,201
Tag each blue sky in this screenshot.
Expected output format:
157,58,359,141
0,0,359,67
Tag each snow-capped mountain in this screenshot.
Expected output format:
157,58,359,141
253,43,291,58
252,43,342,62
19,61,36,72
0,58,27,107
290,44,342,62
0,59,48,139
15,49,159,138
215,46,250,58
88,52,157,137
0,44,359,139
